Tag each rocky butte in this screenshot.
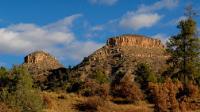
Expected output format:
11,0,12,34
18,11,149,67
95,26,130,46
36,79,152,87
72,34,168,79
23,51,63,82
22,34,169,81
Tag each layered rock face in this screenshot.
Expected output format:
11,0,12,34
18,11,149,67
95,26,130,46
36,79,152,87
23,51,62,81
24,51,62,68
107,35,164,48
73,34,168,79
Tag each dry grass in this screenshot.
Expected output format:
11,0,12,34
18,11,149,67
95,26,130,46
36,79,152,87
107,101,154,112
42,91,84,112
41,91,153,112
0,102,20,112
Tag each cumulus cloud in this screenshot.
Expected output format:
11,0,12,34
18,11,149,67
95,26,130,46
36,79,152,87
120,12,162,31
119,0,179,30
89,0,118,5
0,14,103,64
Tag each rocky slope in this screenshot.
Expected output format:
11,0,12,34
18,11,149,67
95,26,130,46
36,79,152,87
22,34,168,82
72,34,168,79
23,51,63,82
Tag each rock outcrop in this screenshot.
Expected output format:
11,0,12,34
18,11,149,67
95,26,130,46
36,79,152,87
107,34,164,48
23,51,63,82
72,34,168,80
24,51,62,68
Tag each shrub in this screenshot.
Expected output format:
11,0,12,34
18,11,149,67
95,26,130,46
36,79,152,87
45,67,70,90
0,67,7,76
0,66,44,112
186,81,199,98
81,79,110,98
0,102,19,112
135,63,157,90
75,96,105,112
89,70,110,84
178,81,200,111
0,67,9,90
111,74,144,103
43,94,53,109
12,66,44,112
67,78,83,93
148,78,183,112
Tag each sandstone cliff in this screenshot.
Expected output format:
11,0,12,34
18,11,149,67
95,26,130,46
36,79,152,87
107,34,164,48
23,51,63,82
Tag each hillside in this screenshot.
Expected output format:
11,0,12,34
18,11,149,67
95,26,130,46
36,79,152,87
0,34,200,112
72,34,168,80
21,34,168,82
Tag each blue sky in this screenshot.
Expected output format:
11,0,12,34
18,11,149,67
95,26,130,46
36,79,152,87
0,0,199,68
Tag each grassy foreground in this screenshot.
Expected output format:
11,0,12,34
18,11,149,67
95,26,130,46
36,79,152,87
42,91,153,112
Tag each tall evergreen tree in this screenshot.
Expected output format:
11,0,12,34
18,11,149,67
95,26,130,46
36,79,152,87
166,6,200,83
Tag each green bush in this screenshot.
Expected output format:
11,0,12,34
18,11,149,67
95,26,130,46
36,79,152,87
0,66,44,112
66,78,83,93
135,63,157,89
90,70,110,84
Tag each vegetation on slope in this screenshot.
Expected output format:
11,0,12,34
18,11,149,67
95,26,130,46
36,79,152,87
0,6,199,112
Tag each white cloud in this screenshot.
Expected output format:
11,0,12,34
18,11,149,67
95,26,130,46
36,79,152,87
89,0,118,5
152,33,169,45
137,0,179,13
0,14,103,64
119,0,179,31
63,41,103,60
84,25,104,38
90,25,104,31
0,23,74,54
44,14,82,32
120,12,162,31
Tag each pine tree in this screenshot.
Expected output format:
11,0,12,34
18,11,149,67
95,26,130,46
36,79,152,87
135,63,157,90
166,6,200,83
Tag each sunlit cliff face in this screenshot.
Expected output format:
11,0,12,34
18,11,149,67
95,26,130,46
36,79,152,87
107,34,164,48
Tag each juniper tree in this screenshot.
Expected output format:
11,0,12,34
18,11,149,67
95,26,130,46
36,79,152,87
0,66,44,112
135,63,157,90
166,6,200,83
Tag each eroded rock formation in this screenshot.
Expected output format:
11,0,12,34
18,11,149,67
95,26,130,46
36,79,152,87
23,51,62,82
107,34,164,48
24,51,62,68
